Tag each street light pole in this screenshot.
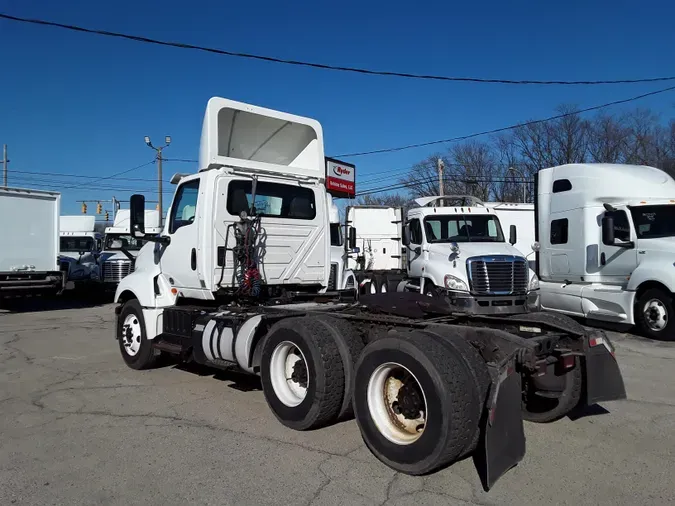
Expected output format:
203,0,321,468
144,135,171,227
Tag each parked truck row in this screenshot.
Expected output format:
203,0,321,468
112,97,626,491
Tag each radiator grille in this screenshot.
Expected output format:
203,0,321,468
467,256,528,295
103,260,134,283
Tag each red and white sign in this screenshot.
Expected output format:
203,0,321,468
325,158,356,198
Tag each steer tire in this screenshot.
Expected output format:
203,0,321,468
635,288,675,341
419,329,491,456
312,315,365,421
521,358,583,423
260,317,345,431
352,331,479,475
118,299,159,370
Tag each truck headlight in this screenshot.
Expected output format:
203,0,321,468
444,275,468,292
529,274,540,291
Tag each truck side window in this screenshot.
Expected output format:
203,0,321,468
409,219,422,244
552,179,572,193
606,210,630,242
550,218,568,244
169,180,200,234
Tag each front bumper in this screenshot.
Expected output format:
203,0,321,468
443,290,540,315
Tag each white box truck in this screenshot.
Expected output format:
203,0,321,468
109,97,625,490
0,187,66,298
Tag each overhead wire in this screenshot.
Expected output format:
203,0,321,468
335,84,675,157
2,13,675,87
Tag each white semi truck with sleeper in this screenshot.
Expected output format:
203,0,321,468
59,215,103,289
113,97,626,490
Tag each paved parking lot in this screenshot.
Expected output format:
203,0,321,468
1,300,674,506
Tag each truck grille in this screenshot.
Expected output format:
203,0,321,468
103,261,134,283
328,263,338,290
467,256,528,295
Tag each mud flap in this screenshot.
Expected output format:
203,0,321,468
584,332,627,405
474,359,526,491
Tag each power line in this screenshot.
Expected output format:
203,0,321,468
60,160,156,190
10,169,167,183
357,174,533,197
336,84,675,158
2,13,675,87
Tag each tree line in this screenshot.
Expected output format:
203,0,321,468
360,105,675,207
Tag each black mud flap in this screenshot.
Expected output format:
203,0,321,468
474,359,526,491
584,332,627,405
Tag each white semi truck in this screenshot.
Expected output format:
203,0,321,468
0,187,67,299
112,97,625,490
534,163,675,340
101,209,161,289
59,215,103,288
327,193,356,291
346,197,541,316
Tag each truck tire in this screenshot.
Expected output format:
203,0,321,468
418,329,490,456
313,315,365,420
377,274,389,293
423,280,439,298
521,358,583,423
260,317,345,431
352,331,479,475
509,311,586,335
118,299,159,370
635,288,675,341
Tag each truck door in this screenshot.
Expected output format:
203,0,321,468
599,209,638,283
159,178,204,294
406,218,424,278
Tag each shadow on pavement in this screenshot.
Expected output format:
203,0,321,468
0,290,114,313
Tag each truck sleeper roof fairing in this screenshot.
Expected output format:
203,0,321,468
539,163,675,204
198,97,325,181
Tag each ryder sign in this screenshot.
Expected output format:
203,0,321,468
325,157,356,198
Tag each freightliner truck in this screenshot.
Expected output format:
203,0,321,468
113,97,626,490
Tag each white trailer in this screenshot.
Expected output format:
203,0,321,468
0,187,66,298
535,163,675,340
111,97,625,490
59,215,103,287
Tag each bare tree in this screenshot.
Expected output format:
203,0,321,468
587,114,629,163
358,193,411,208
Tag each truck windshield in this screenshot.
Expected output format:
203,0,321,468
60,237,95,252
424,215,505,243
629,205,675,239
330,223,343,246
104,234,146,251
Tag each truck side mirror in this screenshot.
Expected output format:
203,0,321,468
402,224,411,246
509,224,517,246
130,194,146,238
602,215,615,245
348,227,357,250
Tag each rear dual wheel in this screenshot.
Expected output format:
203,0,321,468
363,274,390,295
352,331,485,475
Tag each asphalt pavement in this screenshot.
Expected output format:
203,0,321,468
1,299,673,505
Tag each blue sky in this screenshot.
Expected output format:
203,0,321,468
1,0,675,215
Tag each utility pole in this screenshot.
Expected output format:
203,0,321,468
144,136,171,227
437,158,444,196
2,144,8,187
506,166,527,203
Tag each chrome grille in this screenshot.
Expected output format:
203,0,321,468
328,263,338,290
467,256,528,295
103,260,134,283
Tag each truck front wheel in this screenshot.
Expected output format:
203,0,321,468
260,318,345,431
636,288,675,341
352,331,479,475
118,299,159,370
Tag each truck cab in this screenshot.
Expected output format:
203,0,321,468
536,163,675,339
327,194,356,291
402,196,539,314
59,215,103,287
101,210,161,289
